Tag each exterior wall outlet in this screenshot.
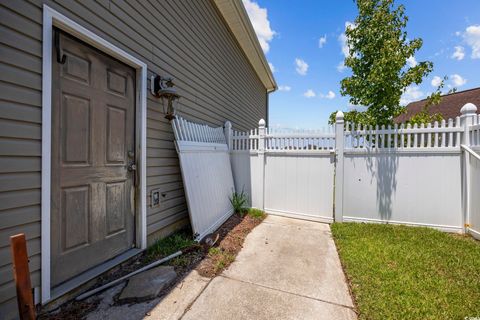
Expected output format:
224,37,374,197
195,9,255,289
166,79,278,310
151,189,161,208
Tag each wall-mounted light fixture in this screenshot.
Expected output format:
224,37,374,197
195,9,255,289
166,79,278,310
150,75,180,121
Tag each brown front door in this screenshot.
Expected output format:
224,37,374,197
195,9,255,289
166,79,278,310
51,30,136,286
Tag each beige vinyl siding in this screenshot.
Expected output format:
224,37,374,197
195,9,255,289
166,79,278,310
0,0,267,318
0,3,44,318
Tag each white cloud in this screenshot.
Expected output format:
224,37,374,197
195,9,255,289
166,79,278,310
268,62,276,73
339,34,348,57
242,0,276,54
348,103,367,111
318,35,327,48
326,91,335,99
339,21,354,58
295,58,309,75
406,56,418,67
336,61,347,72
450,74,467,87
451,46,465,60
464,25,480,59
434,48,445,57
320,91,336,99
431,76,442,87
400,86,424,106
278,85,291,92
303,89,316,98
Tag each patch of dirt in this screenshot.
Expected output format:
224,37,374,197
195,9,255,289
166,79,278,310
38,212,264,319
38,299,100,320
196,213,265,277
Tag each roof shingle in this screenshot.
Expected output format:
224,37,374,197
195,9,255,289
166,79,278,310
395,87,480,123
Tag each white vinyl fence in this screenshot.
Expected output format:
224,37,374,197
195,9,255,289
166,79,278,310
228,103,480,236
172,116,234,240
173,103,480,239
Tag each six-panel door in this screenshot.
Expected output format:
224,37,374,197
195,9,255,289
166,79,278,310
51,31,136,286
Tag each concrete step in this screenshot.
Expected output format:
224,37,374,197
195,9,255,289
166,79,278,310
119,265,177,301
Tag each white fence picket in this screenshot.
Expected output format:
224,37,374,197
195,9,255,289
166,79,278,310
470,121,480,148
343,118,463,151
173,116,226,145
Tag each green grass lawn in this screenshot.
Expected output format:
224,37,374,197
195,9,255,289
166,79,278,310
331,223,480,320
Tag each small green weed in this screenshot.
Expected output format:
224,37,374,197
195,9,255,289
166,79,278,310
229,189,248,216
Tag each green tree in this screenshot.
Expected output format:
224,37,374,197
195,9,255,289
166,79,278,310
328,109,369,125
335,0,433,126
407,76,456,126
424,76,457,108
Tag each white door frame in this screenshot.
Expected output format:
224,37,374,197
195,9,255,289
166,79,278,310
41,5,147,304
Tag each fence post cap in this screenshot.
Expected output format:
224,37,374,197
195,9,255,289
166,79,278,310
224,120,232,128
460,103,477,115
258,119,266,127
335,110,344,121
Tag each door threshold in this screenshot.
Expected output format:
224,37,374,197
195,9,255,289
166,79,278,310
49,248,142,303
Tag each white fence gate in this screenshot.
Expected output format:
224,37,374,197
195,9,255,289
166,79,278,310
172,103,480,240
230,121,335,222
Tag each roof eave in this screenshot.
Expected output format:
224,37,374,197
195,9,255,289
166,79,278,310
213,0,277,92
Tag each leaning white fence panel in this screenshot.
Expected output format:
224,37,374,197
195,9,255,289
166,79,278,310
172,117,234,240
340,117,464,232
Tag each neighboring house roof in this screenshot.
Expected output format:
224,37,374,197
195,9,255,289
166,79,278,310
213,0,277,92
395,87,480,123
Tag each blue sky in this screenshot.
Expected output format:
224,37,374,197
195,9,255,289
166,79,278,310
243,0,480,128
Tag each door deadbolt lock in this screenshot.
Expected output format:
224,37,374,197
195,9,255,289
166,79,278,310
127,162,137,172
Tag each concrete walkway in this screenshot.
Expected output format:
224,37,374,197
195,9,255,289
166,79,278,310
174,215,355,319
88,215,356,319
